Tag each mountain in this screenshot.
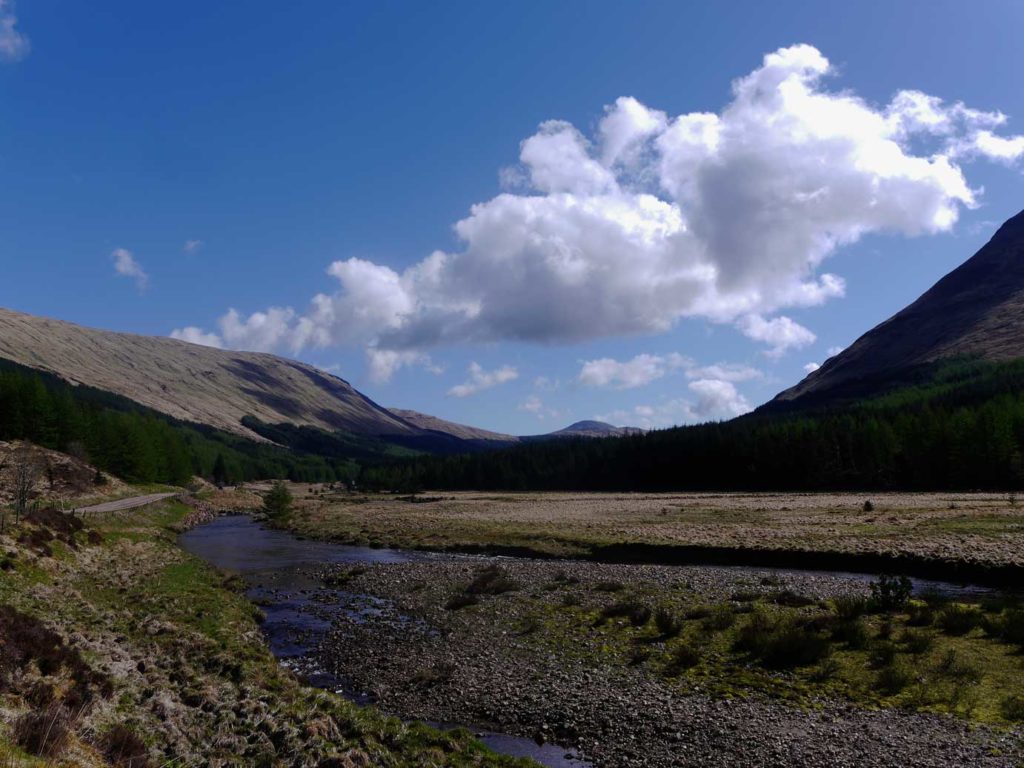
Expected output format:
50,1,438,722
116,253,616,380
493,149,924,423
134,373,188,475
532,420,646,439
773,208,1024,408
0,307,417,442
0,307,642,452
388,409,518,444
392,411,643,444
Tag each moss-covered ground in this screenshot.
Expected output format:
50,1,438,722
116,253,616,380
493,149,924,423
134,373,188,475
0,498,534,767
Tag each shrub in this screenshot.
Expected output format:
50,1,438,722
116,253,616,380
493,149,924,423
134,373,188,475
900,628,935,655
1000,694,1024,722
876,661,913,695
654,608,683,638
444,593,479,611
985,608,1024,647
100,724,151,767
594,581,624,593
832,595,869,620
683,605,711,621
876,620,893,641
734,611,832,669
831,617,869,649
936,650,982,683
560,593,582,608
666,641,702,673
410,664,454,688
869,641,897,669
598,601,651,627
701,604,736,633
936,604,982,636
869,575,912,612
906,602,934,627
465,565,518,595
627,647,650,666
13,705,71,758
863,500,875,512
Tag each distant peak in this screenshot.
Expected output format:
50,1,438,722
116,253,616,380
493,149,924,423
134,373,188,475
562,420,617,432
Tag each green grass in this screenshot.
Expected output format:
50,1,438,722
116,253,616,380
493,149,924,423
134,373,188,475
0,500,536,766
507,584,1024,724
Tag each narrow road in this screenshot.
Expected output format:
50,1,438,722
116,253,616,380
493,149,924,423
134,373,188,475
76,492,179,514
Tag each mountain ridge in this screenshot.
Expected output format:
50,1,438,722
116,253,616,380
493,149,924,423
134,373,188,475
0,307,641,449
772,208,1024,407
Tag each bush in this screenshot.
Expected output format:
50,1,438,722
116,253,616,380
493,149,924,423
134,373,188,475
701,604,736,633
13,705,71,758
831,617,869,649
465,565,518,595
832,595,869,620
598,601,651,627
444,593,479,611
869,575,912,612
984,608,1024,647
936,604,982,636
100,724,151,767
906,601,934,627
863,500,874,512
900,628,935,655
666,641,702,673
654,608,683,638
1001,694,1024,722
936,650,982,683
734,611,832,669
594,581,624,593
876,661,913,695
869,641,897,669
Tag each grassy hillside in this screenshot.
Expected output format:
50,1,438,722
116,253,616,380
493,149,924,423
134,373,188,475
0,497,530,766
0,358,404,485
360,359,1024,492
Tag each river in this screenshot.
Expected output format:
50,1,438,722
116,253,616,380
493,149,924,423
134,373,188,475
180,514,590,767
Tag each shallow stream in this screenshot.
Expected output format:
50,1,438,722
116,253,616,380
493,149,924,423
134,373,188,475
180,514,1002,767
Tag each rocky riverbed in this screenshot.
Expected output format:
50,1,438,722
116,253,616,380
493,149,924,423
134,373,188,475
299,557,1024,768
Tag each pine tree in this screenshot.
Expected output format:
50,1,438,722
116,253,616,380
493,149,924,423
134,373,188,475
212,454,228,487
263,481,292,518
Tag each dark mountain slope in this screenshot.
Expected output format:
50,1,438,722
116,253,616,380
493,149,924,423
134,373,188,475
773,209,1024,407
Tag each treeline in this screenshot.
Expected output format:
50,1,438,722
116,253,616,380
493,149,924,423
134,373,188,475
0,361,359,485
361,359,1024,492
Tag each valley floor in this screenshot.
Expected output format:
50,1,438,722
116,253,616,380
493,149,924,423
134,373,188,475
302,555,1024,767
282,489,1024,577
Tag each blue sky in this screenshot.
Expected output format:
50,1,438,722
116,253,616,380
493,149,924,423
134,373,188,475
2,1,1023,434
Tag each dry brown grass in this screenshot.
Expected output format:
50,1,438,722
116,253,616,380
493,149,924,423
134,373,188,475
286,489,1024,567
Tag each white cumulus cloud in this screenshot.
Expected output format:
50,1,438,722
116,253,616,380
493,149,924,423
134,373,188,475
578,352,689,389
596,377,753,429
0,1,29,62
447,362,518,398
578,353,763,389
175,44,1024,376
736,315,816,358
111,248,148,292
804,362,821,373
171,327,224,348
364,348,440,383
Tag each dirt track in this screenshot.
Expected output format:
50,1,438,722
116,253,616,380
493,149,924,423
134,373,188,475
76,492,178,514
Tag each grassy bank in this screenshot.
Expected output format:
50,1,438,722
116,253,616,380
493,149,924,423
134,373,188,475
0,498,532,767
